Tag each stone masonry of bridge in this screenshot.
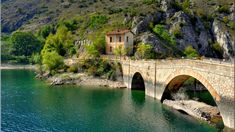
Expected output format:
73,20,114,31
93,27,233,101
120,59,234,129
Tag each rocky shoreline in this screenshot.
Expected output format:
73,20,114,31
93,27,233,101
38,72,126,89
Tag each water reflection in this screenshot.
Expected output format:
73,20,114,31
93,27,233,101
131,90,145,105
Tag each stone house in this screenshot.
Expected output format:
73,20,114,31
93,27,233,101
105,29,134,55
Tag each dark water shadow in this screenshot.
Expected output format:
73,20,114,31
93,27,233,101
131,90,145,106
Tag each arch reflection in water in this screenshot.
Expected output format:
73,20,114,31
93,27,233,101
131,72,145,91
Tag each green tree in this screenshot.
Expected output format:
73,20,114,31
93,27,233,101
153,24,176,46
88,15,108,29
42,51,64,71
11,32,41,56
37,25,55,39
30,53,42,64
135,43,155,59
183,46,199,58
41,26,75,57
93,35,106,54
85,44,100,58
114,45,126,59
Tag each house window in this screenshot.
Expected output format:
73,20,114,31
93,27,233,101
110,37,112,42
119,36,121,42
110,46,112,53
126,36,129,42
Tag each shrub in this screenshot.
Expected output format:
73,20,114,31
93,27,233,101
182,0,190,10
153,24,176,46
114,45,126,58
183,46,199,58
42,51,64,71
67,65,78,73
30,53,42,64
135,43,155,59
222,16,229,24
93,35,106,54
218,5,230,14
37,24,55,39
88,15,108,29
171,25,182,38
85,44,100,58
212,42,223,56
62,19,78,31
228,21,235,29
142,0,158,5
171,2,182,11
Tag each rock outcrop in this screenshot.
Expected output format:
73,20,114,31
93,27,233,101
163,99,222,124
48,73,126,88
212,19,235,60
132,13,162,35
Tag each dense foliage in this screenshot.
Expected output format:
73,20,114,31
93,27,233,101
11,32,42,56
42,51,64,72
183,46,199,58
153,25,176,46
41,26,75,57
135,43,156,59
114,45,126,58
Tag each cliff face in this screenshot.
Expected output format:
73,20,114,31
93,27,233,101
2,0,234,59
131,0,234,60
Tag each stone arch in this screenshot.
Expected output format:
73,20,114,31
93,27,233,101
161,69,221,102
160,69,227,128
131,72,145,91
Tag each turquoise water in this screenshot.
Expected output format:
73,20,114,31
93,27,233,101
1,70,221,132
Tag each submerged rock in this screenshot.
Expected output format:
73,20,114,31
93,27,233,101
163,99,222,124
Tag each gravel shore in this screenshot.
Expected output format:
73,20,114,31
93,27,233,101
0,64,36,70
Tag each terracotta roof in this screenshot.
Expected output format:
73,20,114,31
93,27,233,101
106,29,130,35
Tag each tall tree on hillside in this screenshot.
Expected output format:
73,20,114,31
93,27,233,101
11,32,41,56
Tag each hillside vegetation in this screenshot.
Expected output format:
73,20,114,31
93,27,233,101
1,0,235,65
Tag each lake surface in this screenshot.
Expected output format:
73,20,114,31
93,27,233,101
1,70,221,132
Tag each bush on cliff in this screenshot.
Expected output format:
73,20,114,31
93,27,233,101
183,46,199,58
153,24,176,46
135,43,156,59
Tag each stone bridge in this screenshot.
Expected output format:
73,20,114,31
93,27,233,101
119,59,234,129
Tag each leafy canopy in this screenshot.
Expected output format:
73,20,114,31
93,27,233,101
41,25,75,57
114,45,126,58
135,43,155,59
42,51,64,71
11,32,41,56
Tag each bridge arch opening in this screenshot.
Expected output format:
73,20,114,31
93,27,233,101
161,75,224,129
131,72,145,91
